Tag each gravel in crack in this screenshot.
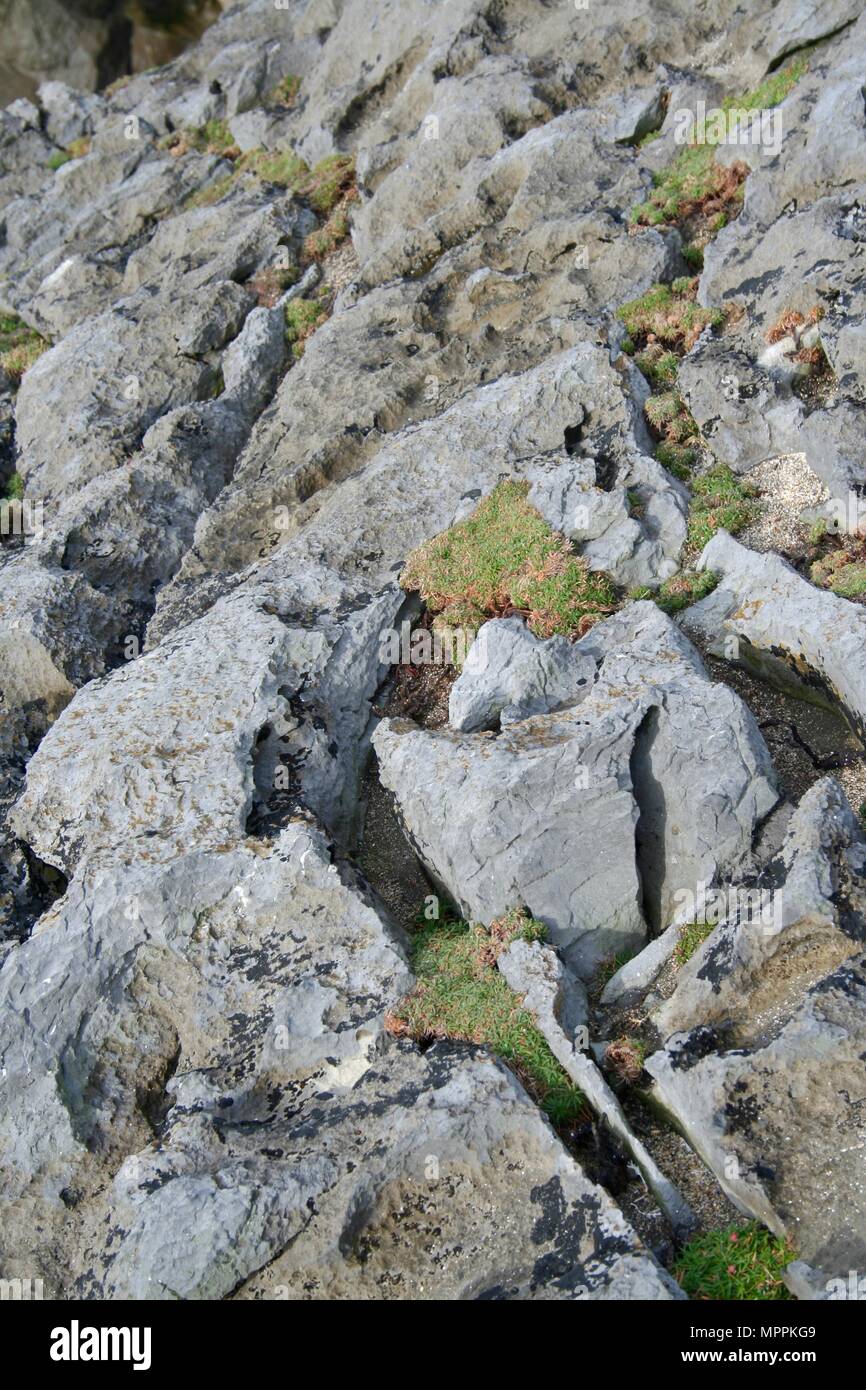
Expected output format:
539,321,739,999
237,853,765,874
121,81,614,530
738,452,828,561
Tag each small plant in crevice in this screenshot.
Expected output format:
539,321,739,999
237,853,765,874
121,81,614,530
0,314,48,387
686,465,759,553
630,60,808,257
618,278,725,355
603,1036,647,1086
269,74,301,108
674,916,715,967
246,263,300,307
595,948,636,989
400,479,618,645
674,1222,794,1300
386,912,587,1128
809,534,866,602
629,568,718,615
284,295,330,359
618,278,726,478
645,393,702,478
765,304,835,409
2,472,24,502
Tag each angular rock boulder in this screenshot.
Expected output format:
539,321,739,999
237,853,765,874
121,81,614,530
374,603,778,976
646,778,866,1276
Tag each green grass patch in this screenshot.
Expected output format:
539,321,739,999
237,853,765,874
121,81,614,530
0,314,48,386
654,569,718,615
235,147,308,187
2,472,24,501
674,1223,794,1300
401,479,617,640
687,465,758,551
297,153,356,217
389,912,586,1127
618,278,724,355
284,296,330,358
810,546,866,599
630,61,807,242
674,916,715,966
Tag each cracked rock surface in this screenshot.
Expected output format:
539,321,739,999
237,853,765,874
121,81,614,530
2,0,866,1302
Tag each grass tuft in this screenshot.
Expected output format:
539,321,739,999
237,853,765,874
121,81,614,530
687,465,758,552
284,296,329,358
0,314,48,386
674,916,715,966
674,1223,794,1300
630,60,807,248
401,480,617,640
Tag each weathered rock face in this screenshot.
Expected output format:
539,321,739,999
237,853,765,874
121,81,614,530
0,823,679,1300
646,779,866,1277
3,0,866,1304
682,530,866,744
375,604,778,976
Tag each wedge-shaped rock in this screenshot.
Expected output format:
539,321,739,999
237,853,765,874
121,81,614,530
683,530,866,744
646,778,866,1275
374,603,778,976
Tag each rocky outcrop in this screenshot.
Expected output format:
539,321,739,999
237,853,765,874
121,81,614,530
682,530,866,743
646,779,866,1277
375,604,778,976
3,0,866,1303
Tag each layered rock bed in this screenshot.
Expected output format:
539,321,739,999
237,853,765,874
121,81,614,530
1,0,865,1301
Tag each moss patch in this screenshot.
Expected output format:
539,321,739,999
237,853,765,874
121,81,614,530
401,480,617,640
674,1223,794,1300
2,472,24,501
0,314,48,387
387,911,586,1127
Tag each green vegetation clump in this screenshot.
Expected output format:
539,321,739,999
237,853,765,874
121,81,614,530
187,118,237,155
401,480,617,640
297,153,356,217
629,570,718,615
644,392,702,476
618,280,724,476
674,916,715,966
0,314,48,386
674,1223,794,1300
180,149,355,261
235,147,308,186
2,472,24,501
687,465,758,552
654,569,718,615
618,278,724,355
603,1036,647,1085
284,296,329,358
269,74,301,108
388,912,586,1127
631,60,807,243
810,547,866,599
